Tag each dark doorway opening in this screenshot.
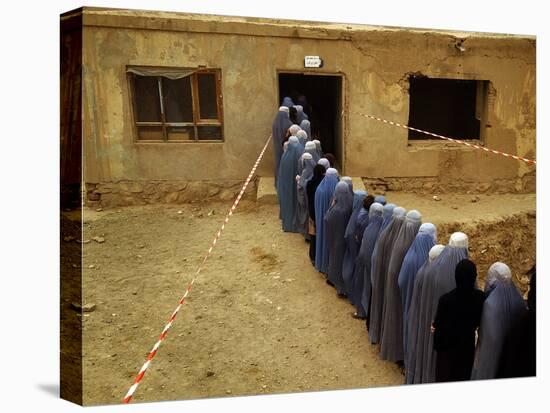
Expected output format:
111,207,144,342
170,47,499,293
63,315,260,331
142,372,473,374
278,73,343,168
408,76,488,141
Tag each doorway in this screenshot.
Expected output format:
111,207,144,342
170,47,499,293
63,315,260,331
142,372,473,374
278,72,344,169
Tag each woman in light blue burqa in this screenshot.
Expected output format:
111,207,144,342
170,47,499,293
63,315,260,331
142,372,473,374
282,96,294,108
353,202,384,318
380,203,397,232
368,206,407,344
471,262,527,380
294,152,316,237
294,104,309,123
405,244,445,384
271,106,292,187
300,119,312,140
398,223,436,365
313,139,324,159
304,141,319,163
374,195,387,205
277,136,303,232
415,232,469,383
380,210,423,363
314,168,339,273
325,181,354,296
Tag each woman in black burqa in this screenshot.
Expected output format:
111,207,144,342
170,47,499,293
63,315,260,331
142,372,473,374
432,259,485,382
306,164,326,264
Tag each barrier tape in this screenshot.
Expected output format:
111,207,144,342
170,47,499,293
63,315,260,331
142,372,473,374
122,135,272,403
353,111,536,165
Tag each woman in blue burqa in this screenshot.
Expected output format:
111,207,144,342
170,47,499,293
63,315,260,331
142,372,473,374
271,106,292,187
277,136,303,232
342,194,373,303
470,262,527,380
380,210,423,364
397,223,436,365
300,119,312,141
415,232,469,383
324,181,354,297
294,152,316,238
314,167,339,274
368,206,407,344
405,244,445,384
304,141,319,163
282,96,294,108
350,201,383,320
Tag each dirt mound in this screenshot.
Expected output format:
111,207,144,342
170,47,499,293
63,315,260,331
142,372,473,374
438,211,535,295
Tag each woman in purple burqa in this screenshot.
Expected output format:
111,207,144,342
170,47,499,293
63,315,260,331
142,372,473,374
314,168,339,274
271,106,292,187
325,181,354,296
368,206,407,344
470,262,527,380
350,202,384,319
380,210,423,363
398,223,436,364
415,232,469,383
405,244,445,384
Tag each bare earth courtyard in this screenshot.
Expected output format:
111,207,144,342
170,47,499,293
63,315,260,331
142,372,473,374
61,191,535,405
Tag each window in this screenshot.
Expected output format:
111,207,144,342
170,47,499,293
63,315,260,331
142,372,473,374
128,67,223,142
407,76,488,141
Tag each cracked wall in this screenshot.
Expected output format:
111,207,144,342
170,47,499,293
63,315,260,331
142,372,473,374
77,8,536,199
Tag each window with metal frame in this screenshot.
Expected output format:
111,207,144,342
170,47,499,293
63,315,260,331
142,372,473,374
128,67,224,142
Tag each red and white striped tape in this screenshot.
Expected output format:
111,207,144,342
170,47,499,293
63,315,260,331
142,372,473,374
354,111,536,165
122,135,272,404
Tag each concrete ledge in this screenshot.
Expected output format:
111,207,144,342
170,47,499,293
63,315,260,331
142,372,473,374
257,177,278,204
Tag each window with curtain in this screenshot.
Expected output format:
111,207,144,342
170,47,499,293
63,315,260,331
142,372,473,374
128,67,223,142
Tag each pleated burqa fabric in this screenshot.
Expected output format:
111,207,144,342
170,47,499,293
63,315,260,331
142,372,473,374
415,233,469,383
294,154,316,237
368,206,407,344
406,244,445,384
271,107,292,187
380,210,423,362
342,191,368,295
471,262,527,380
398,223,437,365
352,203,384,317
277,137,303,232
314,168,339,273
325,182,354,295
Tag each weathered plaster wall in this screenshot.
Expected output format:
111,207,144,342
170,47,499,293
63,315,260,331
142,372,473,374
78,8,536,204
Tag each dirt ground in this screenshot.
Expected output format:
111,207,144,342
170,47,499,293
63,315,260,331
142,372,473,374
60,190,535,405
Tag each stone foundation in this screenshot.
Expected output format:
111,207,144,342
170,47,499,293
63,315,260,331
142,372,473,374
84,179,258,208
363,174,536,196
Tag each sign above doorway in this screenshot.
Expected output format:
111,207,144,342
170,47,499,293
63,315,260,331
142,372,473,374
304,56,323,68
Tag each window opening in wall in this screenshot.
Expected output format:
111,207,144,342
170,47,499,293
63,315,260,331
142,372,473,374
407,76,489,142
128,67,223,142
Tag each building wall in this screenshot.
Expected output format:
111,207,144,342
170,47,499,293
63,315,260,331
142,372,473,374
78,8,536,205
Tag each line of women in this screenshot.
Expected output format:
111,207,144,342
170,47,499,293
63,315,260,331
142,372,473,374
272,101,535,384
